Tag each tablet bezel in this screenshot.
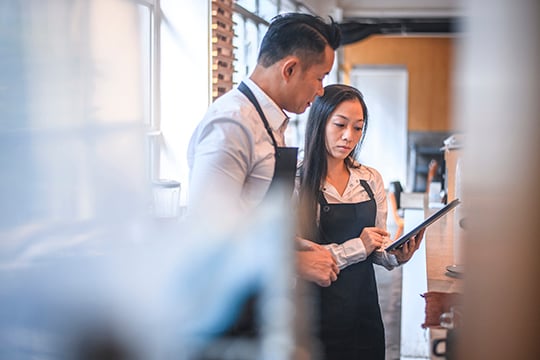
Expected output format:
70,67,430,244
385,198,461,252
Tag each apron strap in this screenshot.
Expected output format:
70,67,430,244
238,82,279,151
360,179,375,200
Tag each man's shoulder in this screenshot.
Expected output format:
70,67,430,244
189,89,267,154
203,89,254,122
194,92,265,141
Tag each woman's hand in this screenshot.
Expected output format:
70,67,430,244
389,228,425,264
359,227,390,255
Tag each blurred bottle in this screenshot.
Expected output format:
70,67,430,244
152,179,181,218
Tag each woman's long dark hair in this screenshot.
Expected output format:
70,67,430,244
298,84,369,240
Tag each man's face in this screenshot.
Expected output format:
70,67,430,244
284,45,335,114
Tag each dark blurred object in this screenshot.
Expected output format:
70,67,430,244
388,181,405,239
389,181,404,213
459,217,467,230
338,18,461,45
71,323,137,360
432,328,457,359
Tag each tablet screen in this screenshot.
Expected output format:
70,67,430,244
385,198,461,252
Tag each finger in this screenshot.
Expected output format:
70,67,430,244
411,235,420,247
410,235,421,251
330,270,337,282
401,241,411,254
319,278,331,287
331,262,340,274
375,228,391,237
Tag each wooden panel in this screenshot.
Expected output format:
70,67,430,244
211,0,235,101
343,36,455,132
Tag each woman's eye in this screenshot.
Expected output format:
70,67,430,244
354,127,363,131
333,123,345,127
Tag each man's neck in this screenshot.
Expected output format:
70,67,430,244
249,65,281,107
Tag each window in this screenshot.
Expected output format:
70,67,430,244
231,0,315,147
137,0,161,182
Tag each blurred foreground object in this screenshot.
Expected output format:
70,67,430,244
0,187,297,360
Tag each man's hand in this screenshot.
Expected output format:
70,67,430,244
296,239,339,287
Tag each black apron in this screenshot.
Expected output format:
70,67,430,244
316,180,385,360
223,82,298,337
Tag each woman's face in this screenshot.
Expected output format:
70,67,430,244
324,99,365,161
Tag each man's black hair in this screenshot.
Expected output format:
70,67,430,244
257,13,342,68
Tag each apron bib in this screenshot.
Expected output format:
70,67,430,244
316,180,385,359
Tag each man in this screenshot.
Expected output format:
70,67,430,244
187,13,341,288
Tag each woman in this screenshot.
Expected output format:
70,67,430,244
298,84,424,359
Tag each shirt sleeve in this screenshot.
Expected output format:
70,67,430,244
187,118,253,220
373,248,400,270
323,238,367,270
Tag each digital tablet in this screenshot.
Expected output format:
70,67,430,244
385,198,461,252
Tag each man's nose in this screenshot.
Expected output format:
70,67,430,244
316,83,324,97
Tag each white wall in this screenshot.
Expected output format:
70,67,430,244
350,66,408,189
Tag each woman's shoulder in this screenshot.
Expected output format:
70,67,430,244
349,160,384,181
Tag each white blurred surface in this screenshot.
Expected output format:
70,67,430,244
0,2,296,359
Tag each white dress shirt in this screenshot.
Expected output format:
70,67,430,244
319,163,399,270
187,79,289,219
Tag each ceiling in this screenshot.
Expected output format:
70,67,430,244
299,0,463,44
300,0,463,20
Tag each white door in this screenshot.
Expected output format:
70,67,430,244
350,66,408,189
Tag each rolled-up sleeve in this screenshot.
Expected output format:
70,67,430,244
324,237,367,270
373,248,399,270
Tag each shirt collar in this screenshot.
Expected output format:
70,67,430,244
243,78,289,132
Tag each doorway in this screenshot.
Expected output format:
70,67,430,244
350,66,408,189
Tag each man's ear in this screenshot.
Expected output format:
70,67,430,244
282,57,299,81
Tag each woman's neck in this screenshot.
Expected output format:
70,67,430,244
325,158,350,196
